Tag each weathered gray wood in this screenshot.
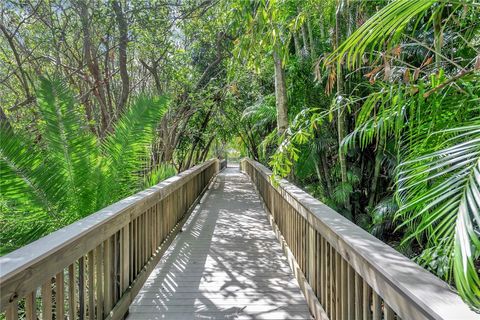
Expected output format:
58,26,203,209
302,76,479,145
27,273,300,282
95,245,104,319
127,167,312,320
362,279,371,320
372,292,381,320
105,172,218,320
355,272,363,319
0,160,220,320
87,251,95,319
41,279,52,319
55,271,64,320
0,160,217,311
5,299,17,320
103,238,112,315
241,158,479,320
79,257,86,319
25,291,35,320
68,264,76,320
385,304,395,320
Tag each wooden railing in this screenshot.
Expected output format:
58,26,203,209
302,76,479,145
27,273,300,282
240,158,477,320
219,158,227,171
0,159,222,320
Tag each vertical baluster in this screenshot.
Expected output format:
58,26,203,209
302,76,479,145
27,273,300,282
122,224,130,293
79,257,85,320
384,304,395,320
315,232,320,300
25,291,36,320
104,238,112,314
96,245,104,319
113,232,119,304
320,237,325,308
151,206,156,255
355,273,363,319
300,217,304,271
303,219,307,272
133,218,138,276
143,211,147,263
372,292,382,320
5,300,18,320
335,252,341,320
56,271,65,320
329,244,334,318
149,208,153,256
144,209,149,261
129,221,134,283
348,264,355,319
157,202,161,246
88,251,95,319
308,224,315,290
42,279,53,319
138,215,143,268
161,200,165,244
135,217,140,275
68,264,76,320
294,212,302,265
341,259,348,320
142,213,146,264
362,279,372,320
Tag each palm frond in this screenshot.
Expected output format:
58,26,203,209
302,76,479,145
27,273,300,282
37,78,99,218
242,94,277,129
397,124,480,307
143,163,177,188
101,95,169,204
327,0,437,67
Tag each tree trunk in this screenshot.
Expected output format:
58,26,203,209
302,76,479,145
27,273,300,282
301,23,310,56
307,19,316,58
0,106,12,131
112,0,130,114
368,139,384,209
320,153,333,196
293,33,302,57
433,8,443,68
140,59,163,94
77,1,110,136
183,106,214,170
319,20,325,39
200,136,215,162
273,49,288,135
103,34,115,120
335,0,351,212
0,23,32,99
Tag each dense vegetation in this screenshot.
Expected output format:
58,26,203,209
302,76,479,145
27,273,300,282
0,0,478,309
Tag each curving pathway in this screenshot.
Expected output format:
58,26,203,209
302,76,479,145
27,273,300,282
127,165,312,319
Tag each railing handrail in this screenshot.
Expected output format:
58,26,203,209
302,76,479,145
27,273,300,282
241,158,477,320
0,158,217,310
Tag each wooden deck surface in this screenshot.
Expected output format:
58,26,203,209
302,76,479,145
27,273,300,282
127,165,312,319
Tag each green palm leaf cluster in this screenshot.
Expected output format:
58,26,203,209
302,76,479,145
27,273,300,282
0,78,170,254
398,123,480,307
322,0,480,308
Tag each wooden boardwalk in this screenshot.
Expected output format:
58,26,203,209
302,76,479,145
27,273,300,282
127,165,312,319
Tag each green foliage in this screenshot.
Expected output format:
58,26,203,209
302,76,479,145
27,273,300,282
328,0,438,68
397,123,480,307
2,0,479,310
143,163,177,189
0,78,168,253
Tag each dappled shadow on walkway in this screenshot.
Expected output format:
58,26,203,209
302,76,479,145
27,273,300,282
127,166,312,319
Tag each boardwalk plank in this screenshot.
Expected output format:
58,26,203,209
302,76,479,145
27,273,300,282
127,166,312,319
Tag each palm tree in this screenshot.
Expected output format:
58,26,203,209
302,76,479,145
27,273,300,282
328,0,480,308
0,78,171,253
